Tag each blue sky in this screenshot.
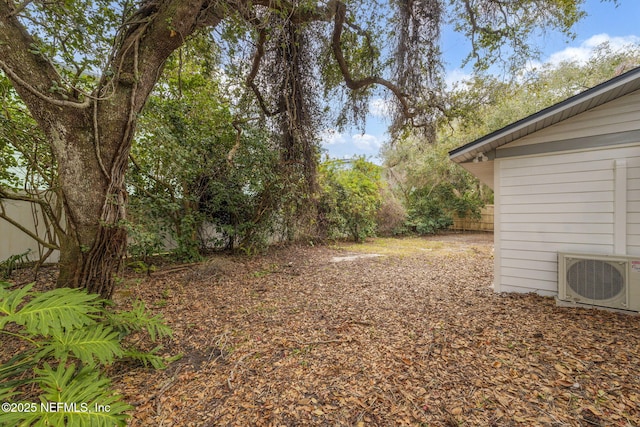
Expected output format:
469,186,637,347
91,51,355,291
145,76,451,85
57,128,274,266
320,0,640,162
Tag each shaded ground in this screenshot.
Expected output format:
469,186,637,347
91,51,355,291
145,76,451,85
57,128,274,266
106,232,640,426
7,233,640,426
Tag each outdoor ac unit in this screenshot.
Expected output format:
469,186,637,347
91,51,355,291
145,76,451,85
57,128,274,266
558,253,640,312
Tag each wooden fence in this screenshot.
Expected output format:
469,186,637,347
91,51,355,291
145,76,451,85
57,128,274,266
451,204,494,232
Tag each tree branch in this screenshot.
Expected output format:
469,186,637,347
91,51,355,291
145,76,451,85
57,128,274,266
0,1,93,111
246,0,339,23
246,27,285,117
0,59,90,109
0,188,64,236
5,0,34,18
331,2,417,120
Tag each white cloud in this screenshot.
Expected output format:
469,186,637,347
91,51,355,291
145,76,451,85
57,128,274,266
444,68,473,89
320,129,347,145
320,129,384,153
352,133,382,151
368,98,393,118
449,34,640,85
319,130,385,160
545,33,640,66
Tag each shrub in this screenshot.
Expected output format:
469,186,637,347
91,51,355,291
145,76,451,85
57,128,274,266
0,281,172,426
375,189,407,236
403,183,484,235
0,250,31,279
318,157,383,242
405,197,453,235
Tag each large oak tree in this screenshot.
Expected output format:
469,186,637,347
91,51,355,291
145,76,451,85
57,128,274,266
0,0,590,298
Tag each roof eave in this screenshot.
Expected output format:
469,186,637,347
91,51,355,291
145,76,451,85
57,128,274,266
448,66,640,163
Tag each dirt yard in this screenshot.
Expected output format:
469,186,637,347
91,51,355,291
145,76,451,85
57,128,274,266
95,232,638,426
7,233,639,426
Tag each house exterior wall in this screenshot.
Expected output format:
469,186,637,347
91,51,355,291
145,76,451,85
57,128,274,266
492,90,640,294
630,158,640,254
494,144,640,294
504,90,640,148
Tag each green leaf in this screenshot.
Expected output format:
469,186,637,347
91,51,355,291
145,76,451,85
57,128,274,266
0,348,38,384
12,287,101,336
122,346,170,370
105,300,172,342
0,285,166,427
50,324,123,365
0,385,18,406
0,282,33,321
25,363,131,427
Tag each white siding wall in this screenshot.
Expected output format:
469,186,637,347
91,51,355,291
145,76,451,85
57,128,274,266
492,87,640,295
507,90,640,147
495,144,640,295
629,158,640,254
0,198,60,263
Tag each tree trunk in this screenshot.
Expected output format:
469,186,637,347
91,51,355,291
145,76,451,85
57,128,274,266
0,0,227,299
57,223,127,299
51,105,131,299
0,0,346,298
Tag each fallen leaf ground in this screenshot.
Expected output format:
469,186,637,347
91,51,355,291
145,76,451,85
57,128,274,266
9,233,640,426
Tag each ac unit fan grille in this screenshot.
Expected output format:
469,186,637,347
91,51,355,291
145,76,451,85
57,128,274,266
566,259,624,301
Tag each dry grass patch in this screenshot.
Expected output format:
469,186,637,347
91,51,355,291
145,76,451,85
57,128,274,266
335,237,445,256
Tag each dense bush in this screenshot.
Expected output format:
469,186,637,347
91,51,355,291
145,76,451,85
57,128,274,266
375,189,407,236
404,183,484,235
318,157,383,242
382,135,491,236
128,45,285,259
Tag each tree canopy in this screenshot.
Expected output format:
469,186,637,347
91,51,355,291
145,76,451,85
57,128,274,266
382,39,640,236
0,0,596,297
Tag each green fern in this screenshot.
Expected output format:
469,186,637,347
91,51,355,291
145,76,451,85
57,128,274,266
104,299,172,341
0,249,31,279
0,363,131,427
0,281,175,427
0,282,33,326
122,346,168,370
0,349,39,385
1,284,117,368
0,386,17,404
14,287,101,336
0,285,100,336
49,324,123,365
